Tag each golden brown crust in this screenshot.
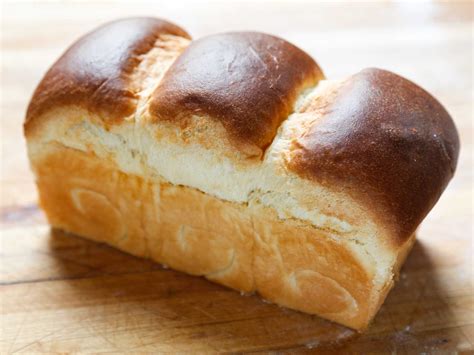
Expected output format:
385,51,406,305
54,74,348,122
149,32,323,155
288,68,460,243
25,17,190,130
32,144,383,330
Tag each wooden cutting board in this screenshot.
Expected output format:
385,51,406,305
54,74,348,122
1,2,473,353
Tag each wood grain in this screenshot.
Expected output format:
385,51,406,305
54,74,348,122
1,1,473,353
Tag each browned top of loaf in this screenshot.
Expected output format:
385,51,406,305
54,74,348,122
24,17,460,244
289,68,460,242
149,32,323,155
25,17,190,128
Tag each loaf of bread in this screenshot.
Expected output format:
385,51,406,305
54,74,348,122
24,17,459,330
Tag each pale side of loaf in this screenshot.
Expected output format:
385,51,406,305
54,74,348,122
24,18,459,330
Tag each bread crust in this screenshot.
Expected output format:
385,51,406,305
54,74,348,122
32,144,415,330
288,69,460,242
25,17,190,129
150,32,323,155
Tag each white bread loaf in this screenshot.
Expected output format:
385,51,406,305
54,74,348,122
24,17,459,330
